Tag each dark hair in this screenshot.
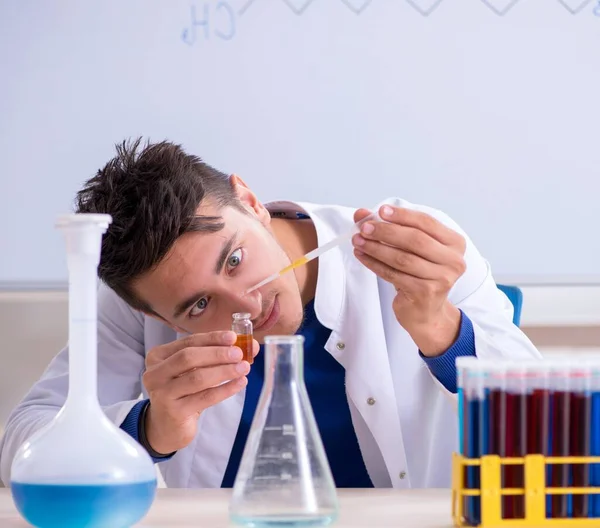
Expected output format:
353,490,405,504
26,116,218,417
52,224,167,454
75,137,244,314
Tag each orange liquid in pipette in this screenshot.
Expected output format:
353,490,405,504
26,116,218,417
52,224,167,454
235,333,254,365
244,255,311,295
279,255,309,276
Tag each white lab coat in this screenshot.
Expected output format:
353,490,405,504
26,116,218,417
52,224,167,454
0,197,541,488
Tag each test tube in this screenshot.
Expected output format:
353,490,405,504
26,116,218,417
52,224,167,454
522,361,550,519
569,360,592,518
548,358,571,519
462,359,488,527
503,362,527,519
590,357,600,517
524,361,550,457
457,357,479,526
457,357,479,455
457,357,469,523
487,361,507,482
232,313,254,365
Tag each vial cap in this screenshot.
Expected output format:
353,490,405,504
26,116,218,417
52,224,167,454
232,312,251,320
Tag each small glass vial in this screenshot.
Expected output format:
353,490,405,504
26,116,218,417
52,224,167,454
232,312,253,365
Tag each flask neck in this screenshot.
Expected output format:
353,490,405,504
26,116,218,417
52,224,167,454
64,254,101,412
264,340,304,389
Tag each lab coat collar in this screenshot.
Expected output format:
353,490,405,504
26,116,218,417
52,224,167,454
264,200,350,333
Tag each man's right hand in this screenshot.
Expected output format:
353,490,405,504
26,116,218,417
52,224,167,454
141,330,258,455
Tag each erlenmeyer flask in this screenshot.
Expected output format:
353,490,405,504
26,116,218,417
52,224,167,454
9,214,157,528
230,335,339,527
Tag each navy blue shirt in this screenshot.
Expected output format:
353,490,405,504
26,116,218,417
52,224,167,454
221,300,373,487
121,304,476,475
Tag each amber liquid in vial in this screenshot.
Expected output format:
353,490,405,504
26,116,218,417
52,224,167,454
235,333,254,365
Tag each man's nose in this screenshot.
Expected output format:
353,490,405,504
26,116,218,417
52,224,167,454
231,289,262,319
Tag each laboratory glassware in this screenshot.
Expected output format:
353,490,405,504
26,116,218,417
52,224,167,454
230,335,339,527
233,312,254,365
10,213,157,528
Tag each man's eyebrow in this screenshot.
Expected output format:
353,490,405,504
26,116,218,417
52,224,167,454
172,233,238,319
214,232,237,275
173,291,206,320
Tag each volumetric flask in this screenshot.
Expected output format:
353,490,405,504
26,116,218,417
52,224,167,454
230,335,339,527
9,214,157,528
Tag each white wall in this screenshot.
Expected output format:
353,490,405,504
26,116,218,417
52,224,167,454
2,0,600,285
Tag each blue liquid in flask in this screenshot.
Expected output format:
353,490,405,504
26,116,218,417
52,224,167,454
11,481,156,528
9,214,157,528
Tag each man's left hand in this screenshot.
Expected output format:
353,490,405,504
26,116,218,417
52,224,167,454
352,204,467,357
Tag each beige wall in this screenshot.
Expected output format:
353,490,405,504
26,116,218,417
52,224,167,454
1,288,599,429
0,289,598,488
0,292,70,431
0,292,169,487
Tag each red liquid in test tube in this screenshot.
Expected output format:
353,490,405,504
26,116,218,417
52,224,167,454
503,363,527,519
549,360,570,519
570,362,592,518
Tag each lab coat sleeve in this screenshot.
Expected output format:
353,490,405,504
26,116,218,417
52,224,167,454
444,224,542,364
0,283,147,485
378,198,542,397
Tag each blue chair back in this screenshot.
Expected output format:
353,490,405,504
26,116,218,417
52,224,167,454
497,284,523,327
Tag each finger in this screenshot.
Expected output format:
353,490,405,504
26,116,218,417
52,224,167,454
170,361,251,400
377,205,463,248
353,208,373,225
355,248,452,297
182,376,248,414
252,339,260,357
158,345,244,380
149,330,237,364
354,248,405,287
358,221,451,265
352,235,444,279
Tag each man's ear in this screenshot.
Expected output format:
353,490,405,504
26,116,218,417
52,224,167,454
230,174,271,226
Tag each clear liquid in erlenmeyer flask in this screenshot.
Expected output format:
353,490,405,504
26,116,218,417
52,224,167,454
230,335,339,527
9,214,157,528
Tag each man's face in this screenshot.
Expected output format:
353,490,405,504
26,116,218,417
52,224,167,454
132,201,305,342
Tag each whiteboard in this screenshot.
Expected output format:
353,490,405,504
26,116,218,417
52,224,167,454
1,0,599,289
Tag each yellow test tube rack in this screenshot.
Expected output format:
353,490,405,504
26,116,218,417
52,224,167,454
451,452,600,527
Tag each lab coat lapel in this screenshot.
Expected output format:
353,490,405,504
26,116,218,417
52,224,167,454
307,207,410,488
187,390,245,488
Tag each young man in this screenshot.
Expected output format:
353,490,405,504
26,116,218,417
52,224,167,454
0,139,541,488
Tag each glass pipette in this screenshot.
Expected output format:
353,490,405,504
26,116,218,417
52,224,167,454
245,210,381,294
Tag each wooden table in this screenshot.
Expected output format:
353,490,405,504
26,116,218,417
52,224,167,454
0,488,455,527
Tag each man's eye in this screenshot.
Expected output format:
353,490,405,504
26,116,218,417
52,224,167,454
189,297,209,317
227,248,243,269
